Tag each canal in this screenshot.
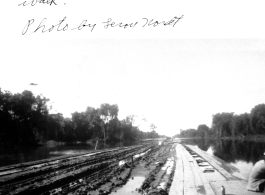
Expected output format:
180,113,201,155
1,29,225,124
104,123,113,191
1,138,264,181
180,138,265,180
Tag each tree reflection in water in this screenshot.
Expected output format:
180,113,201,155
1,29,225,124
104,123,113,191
181,138,265,180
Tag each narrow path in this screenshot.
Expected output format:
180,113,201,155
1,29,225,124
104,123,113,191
169,144,215,195
169,144,260,195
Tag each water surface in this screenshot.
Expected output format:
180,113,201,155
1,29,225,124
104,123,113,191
180,138,265,180
110,177,145,195
0,140,144,167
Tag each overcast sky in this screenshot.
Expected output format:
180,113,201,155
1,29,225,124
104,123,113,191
1,39,265,136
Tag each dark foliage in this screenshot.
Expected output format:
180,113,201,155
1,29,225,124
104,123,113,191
0,89,160,146
177,104,265,139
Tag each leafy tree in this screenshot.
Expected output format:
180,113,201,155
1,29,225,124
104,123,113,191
63,118,75,142
212,113,234,137
197,124,210,138
179,128,197,137
0,89,50,145
231,113,252,136
71,111,90,141
108,117,121,141
250,104,265,134
0,88,163,145
46,113,64,141
98,104,119,141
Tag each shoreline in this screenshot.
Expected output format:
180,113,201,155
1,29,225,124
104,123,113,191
176,135,265,142
0,142,259,195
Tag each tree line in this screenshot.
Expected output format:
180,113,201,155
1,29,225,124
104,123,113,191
0,89,160,146
177,104,265,139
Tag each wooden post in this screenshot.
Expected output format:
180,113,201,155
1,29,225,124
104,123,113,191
95,140,98,150
221,186,225,195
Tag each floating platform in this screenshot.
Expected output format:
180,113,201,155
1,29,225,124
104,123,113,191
169,144,259,195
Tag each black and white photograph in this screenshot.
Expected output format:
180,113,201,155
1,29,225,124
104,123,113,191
1,0,265,194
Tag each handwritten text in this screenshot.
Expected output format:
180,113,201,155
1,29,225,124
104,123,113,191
19,0,57,6
21,16,184,35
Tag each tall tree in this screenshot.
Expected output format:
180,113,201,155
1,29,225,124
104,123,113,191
250,104,265,134
231,113,252,137
197,124,210,138
212,113,234,137
98,104,119,141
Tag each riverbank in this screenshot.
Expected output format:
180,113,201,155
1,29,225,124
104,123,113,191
218,134,265,142
0,142,175,195
177,134,265,142
1,142,260,195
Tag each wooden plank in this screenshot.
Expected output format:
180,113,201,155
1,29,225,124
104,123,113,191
189,161,207,195
186,145,239,181
180,144,216,195
176,144,260,195
169,158,184,195
169,145,184,195
210,180,260,195
179,145,197,195
188,153,216,195
183,167,197,195
170,144,216,195
181,147,194,162
176,144,182,159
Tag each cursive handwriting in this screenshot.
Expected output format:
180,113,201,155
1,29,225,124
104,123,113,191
22,17,97,35
18,0,57,6
71,20,96,32
142,15,184,27
21,15,184,35
22,17,68,35
102,18,138,29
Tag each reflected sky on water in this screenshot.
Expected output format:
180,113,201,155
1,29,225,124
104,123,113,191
180,138,265,180
1,139,261,181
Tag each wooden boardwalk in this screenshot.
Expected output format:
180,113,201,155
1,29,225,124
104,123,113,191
169,144,260,195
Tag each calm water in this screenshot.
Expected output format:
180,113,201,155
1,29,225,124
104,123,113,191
1,139,263,181
180,138,265,180
0,140,144,167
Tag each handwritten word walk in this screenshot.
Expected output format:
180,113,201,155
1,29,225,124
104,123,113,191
18,0,57,6
22,16,184,35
